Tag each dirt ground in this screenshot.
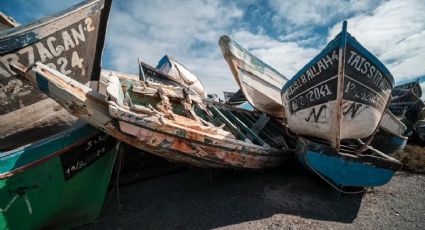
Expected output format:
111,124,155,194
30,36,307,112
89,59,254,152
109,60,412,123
79,160,425,230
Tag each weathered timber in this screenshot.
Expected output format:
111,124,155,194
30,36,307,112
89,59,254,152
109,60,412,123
14,62,296,169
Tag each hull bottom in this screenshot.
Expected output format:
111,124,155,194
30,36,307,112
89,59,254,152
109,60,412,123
297,138,400,188
299,151,396,187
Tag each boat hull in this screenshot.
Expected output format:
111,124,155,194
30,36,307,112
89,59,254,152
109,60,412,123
14,62,295,170
0,123,117,229
219,35,287,118
282,22,394,148
0,0,109,116
370,129,408,154
297,137,401,188
115,119,285,169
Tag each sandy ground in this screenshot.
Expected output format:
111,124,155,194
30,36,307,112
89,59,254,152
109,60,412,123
79,161,425,230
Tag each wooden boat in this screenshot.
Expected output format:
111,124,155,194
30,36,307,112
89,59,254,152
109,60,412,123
14,62,297,169
0,0,111,139
370,110,408,154
0,121,118,229
281,21,394,149
297,137,401,188
219,35,288,118
1,2,117,229
144,55,207,97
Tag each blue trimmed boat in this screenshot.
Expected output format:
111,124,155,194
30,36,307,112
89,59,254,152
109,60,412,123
297,137,401,188
281,21,394,149
0,122,118,229
371,110,408,154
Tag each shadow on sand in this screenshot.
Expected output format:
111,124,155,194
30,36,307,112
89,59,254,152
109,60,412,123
84,160,363,229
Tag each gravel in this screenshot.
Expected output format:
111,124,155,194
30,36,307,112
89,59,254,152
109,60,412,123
78,160,425,230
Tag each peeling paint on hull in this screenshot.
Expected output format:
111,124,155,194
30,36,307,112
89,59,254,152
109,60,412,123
15,62,296,170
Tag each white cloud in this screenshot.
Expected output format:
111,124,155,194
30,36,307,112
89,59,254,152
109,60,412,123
328,0,425,80
232,31,318,77
102,0,424,97
269,0,383,28
104,0,243,95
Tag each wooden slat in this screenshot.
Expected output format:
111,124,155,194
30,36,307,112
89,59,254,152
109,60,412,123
209,106,247,141
221,109,268,147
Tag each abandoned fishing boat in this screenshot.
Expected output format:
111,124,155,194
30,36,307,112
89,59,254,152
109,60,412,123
154,55,207,97
0,122,118,229
394,76,424,98
297,137,401,188
389,77,425,132
219,35,288,118
281,21,394,149
14,62,296,169
370,110,408,154
0,0,111,138
1,2,117,229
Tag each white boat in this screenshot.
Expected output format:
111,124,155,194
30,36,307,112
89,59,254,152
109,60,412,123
149,55,207,97
219,35,288,118
281,21,394,149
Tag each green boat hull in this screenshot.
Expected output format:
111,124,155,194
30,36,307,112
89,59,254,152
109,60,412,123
0,123,117,229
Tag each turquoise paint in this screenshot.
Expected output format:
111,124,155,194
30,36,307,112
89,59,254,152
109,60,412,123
0,123,97,175
35,73,50,94
302,151,395,187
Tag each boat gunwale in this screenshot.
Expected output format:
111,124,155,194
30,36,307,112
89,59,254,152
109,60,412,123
0,0,103,42
282,27,394,93
219,35,288,81
0,123,100,179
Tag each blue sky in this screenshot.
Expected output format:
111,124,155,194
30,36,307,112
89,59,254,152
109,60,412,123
1,0,425,96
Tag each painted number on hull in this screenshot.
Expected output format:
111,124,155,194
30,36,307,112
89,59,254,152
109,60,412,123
60,133,114,181
307,84,332,102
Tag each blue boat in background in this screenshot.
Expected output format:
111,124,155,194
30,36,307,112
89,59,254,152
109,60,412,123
297,137,402,189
